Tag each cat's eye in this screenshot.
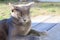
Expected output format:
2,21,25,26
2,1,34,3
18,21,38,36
12,10,14,12
12,9,20,12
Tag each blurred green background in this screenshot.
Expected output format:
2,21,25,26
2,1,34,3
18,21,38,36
0,0,60,20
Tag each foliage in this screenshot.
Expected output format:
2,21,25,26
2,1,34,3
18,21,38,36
0,2,60,20
0,0,18,2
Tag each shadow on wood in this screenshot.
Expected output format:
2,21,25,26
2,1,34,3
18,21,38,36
9,35,40,40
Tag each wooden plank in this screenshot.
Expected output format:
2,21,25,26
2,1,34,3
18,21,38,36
43,16,60,23
32,16,60,32
31,15,53,27
9,35,40,40
41,23,60,40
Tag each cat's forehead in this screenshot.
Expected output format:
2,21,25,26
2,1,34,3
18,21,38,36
9,2,34,10
14,5,28,10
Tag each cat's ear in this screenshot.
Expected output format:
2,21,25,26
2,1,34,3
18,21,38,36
9,3,15,9
26,2,35,8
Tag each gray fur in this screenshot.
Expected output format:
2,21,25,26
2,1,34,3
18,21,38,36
8,3,32,40
0,2,47,40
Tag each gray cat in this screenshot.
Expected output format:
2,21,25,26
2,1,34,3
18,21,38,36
0,2,47,40
8,2,47,40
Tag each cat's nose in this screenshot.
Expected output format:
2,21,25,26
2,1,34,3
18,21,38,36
24,20,26,22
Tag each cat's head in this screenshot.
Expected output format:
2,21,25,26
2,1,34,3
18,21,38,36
9,2,34,23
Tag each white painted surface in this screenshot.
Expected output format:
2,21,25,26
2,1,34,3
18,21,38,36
31,15,52,27
38,0,60,2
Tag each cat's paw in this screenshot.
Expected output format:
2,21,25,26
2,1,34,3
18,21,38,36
39,31,48,37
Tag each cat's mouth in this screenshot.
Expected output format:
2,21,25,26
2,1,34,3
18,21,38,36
18,18,29,23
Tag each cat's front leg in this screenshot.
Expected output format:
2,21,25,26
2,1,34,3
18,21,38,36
28,29,48,36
